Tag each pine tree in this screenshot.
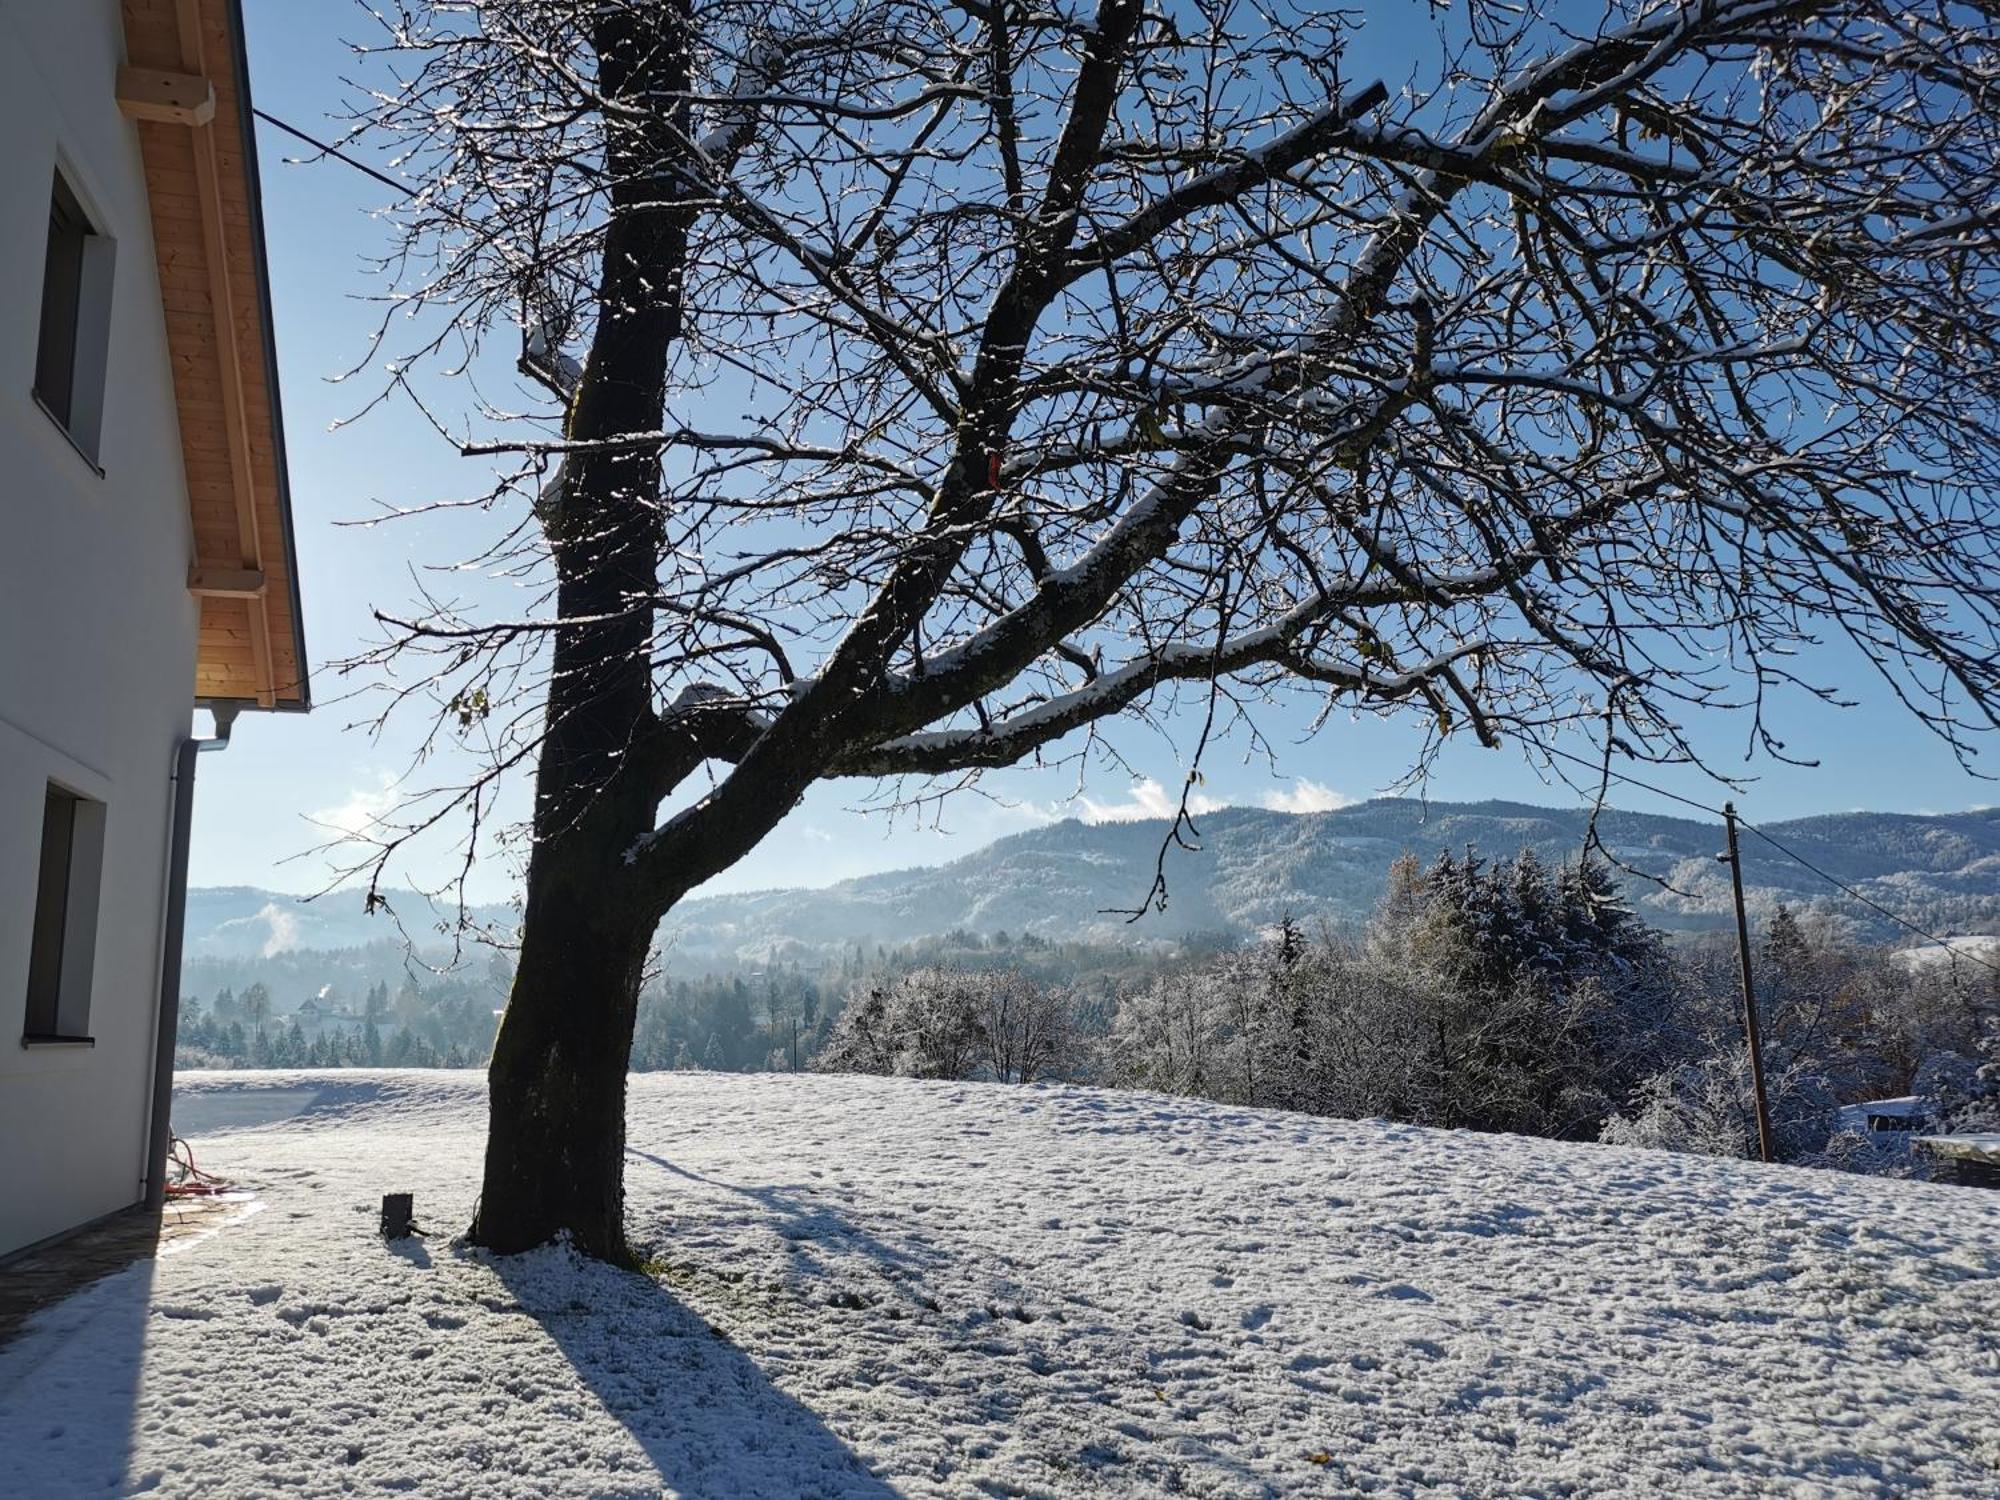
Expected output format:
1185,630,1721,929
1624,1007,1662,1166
1504,849,1556,977
1763,904,1812,976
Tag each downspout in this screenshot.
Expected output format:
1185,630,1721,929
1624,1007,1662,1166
144,706,238,1210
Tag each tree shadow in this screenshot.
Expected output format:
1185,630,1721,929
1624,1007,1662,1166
483,1243,902,1496
625,1147,944,1281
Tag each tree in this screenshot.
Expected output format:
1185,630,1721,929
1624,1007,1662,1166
1601,1046,1837,1161
346,0,2000,1257
891,972,988,1080
817,986,895,1076
976,970,1074,1084
1938,1011,2000,1133
1109,967,1230,1100
241,982,272,1038
817,967,995,1080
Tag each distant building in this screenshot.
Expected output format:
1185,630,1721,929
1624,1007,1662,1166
1,0,306,1257
1916,1135,2000,1190
1835,1096,1931,1138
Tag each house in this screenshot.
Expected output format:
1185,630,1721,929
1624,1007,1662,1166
1834,1096,1932,1139
1915,1134,2000,1189
0,0,306,1258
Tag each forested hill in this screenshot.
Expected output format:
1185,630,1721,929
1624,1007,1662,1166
187,799,2000,965
654,800,2000,960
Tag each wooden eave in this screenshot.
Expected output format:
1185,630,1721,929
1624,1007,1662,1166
120,0,308,711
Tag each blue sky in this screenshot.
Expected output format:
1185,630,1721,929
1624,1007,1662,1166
187,1,1995,904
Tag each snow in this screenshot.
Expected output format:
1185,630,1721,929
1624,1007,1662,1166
1893,934,2000,971
4,1071,1998,1498
1835,1096,1933,1139
1921,1134,2000,1163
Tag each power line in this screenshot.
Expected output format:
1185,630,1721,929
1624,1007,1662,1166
1538,742,1731,820
252,108,408,197
1537,742,2000,977
1735,819,2000,977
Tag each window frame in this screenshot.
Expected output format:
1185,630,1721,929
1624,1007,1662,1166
31,164,115,468
21,780,106,1047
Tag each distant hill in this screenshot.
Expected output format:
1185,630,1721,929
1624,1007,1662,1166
181,885,518,962
186,799,2000,967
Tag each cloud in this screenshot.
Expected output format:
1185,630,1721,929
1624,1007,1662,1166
1259,779,1354,815
310,774,398,838
1078,778,1226,823
1070,776,1355,821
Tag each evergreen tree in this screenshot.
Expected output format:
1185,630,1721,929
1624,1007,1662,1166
1940,1013,2000,1133
1503,849,1556,976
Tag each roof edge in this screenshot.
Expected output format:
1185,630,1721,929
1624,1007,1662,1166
222,0,310,710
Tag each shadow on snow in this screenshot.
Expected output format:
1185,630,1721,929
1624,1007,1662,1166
484,1239,900,1497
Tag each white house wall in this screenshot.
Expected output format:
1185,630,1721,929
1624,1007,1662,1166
0,0,202,1257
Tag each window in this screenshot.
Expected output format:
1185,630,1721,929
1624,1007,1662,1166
35,176,87,427
23,782,105,1044
33,168,114,463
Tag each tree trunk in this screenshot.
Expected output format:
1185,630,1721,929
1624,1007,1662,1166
471,863,653,1260
466,7,695,1261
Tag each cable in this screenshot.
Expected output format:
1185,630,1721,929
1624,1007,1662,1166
1536,742,2000,977
1735,820,2000,977
252,108,409,197
1538,741,1731,820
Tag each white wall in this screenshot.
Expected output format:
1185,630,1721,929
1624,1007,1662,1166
0,0,201,1256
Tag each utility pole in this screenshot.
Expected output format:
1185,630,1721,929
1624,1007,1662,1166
1719,803,1776,1164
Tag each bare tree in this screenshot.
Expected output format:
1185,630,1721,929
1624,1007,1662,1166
977,971,1074,1083
340,0,2000,1257
242,981,272,1039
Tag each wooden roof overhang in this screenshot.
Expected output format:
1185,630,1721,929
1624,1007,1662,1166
119,0,307,711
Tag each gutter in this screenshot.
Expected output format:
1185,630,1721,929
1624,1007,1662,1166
144,707,238,1211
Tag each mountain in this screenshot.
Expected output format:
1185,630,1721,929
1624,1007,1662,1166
653,799,2000,963
181,885,518,961
186,799,2000,968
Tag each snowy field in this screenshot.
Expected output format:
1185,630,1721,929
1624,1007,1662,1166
3,1071,1997,1498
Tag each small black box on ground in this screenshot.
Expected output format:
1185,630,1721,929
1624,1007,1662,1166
380,1193,415,1239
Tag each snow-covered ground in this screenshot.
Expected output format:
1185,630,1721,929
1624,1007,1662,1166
3,1071,1997,1498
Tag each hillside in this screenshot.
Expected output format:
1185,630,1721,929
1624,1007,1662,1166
185,799,2000,968
2,1071,1993,1496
